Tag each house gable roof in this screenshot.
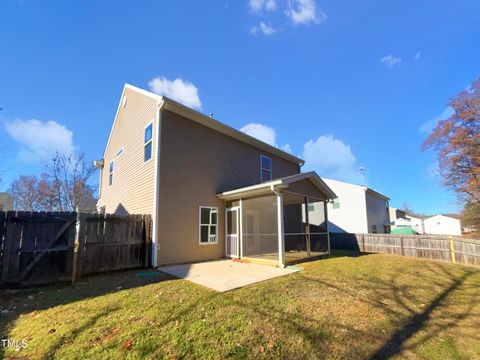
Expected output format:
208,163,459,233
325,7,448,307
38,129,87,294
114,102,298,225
217,171,337,200
103,83,304,166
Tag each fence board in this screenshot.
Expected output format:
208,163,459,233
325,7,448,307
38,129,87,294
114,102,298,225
330,232,480,267
1,211,152,287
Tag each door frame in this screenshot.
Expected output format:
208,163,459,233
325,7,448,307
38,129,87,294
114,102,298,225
225,207,240,258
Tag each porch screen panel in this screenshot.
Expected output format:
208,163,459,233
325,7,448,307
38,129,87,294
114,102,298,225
242,195,278,261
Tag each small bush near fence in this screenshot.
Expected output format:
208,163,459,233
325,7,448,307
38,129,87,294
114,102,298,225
330,232,480,267
0,211,152,287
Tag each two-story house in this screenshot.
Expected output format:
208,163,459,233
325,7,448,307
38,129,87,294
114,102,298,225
96,84,336,267
309,178,390,234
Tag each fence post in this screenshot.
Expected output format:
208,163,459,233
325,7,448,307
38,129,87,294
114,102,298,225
72,212,85,283
144,215,152,268
0,212,15,286
449,236,456,264
400,236,405,256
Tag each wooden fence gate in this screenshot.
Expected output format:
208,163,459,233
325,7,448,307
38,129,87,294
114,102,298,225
0,211,152,287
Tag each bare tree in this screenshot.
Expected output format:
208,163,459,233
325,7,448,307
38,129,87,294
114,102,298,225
402,202,414,214
44,152,96,211
9,175,40,211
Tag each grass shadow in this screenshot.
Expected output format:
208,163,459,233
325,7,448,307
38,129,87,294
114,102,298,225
0,269,175,358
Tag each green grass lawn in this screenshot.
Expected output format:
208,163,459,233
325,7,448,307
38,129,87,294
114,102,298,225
1,251,480,359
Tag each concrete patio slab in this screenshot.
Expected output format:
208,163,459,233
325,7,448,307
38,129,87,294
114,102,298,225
158,259,300,292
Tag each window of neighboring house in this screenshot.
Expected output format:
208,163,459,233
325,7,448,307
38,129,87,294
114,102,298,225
372,225,377,233
260,155,272,182
199,207,218,244
308,204,315,212
332,198,340,209
144,123,153,162
384,225,390,234
109,160,114,186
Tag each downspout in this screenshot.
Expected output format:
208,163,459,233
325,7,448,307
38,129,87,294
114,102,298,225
271,185,285,267
151,99,164,267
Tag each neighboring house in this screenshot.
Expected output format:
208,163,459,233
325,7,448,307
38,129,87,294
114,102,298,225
405,213,425,234
312,178,390,234
0,192,13,212
389,207,409,229
96,84,336,267
424,214,462,236
388,208,425,234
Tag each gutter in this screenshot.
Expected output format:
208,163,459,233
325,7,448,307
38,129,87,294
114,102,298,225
151,99,165,268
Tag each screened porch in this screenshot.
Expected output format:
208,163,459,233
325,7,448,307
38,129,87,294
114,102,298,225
219,172,336,267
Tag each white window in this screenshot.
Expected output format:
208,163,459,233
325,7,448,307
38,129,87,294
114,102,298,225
332,198,340,209
199,207,218,244
108,160,114,186
260,155,272,182
144,123,153,162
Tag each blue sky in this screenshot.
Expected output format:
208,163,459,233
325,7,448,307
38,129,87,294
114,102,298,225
0,0,479,214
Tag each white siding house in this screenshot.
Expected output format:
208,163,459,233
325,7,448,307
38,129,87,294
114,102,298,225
317,179,390,234
424,215,462,236
405,214,425,234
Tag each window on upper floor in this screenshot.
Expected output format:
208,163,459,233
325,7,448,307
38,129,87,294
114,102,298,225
144,123,153,162
332,198,340,209
308,203,315,212
260,155,272,182
372,225,377,233
109,160,114,186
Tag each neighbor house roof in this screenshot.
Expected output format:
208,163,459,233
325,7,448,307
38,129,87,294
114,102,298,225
217,171,337,200
322,178,390,201
104,83,304,166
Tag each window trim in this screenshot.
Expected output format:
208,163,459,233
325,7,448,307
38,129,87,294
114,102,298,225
199,206,218,245
108,160,114,187
260,155,272,182
144,122,153,163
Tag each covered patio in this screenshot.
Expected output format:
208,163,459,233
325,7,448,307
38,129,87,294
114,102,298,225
218,172,337,267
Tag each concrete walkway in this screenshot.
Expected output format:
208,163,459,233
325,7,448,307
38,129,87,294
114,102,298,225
158,259,300,292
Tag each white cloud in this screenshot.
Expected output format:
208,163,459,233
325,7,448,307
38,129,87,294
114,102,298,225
250,21,277,35
249,0,277,12
5,119,76,163
285,0,326,25
302,135,363,183
281,143,293,153
381,55,402,67
240,123,293,155
240,123,276,146
419,107,454,134
148,76,202,110
415,51,421,60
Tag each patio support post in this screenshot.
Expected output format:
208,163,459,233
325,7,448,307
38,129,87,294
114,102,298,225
277,193,285,267
304,197,311,256
239,198,243,258
324,201,330,255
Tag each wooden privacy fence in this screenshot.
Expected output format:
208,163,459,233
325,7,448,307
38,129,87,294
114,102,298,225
0,211,152,287
330,232,480,267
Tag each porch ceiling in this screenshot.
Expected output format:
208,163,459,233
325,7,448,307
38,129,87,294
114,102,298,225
217,171,336,201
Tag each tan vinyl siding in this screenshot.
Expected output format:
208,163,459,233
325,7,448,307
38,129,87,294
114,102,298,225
97,88,158,215
157,110,299,265
286,179,327,200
